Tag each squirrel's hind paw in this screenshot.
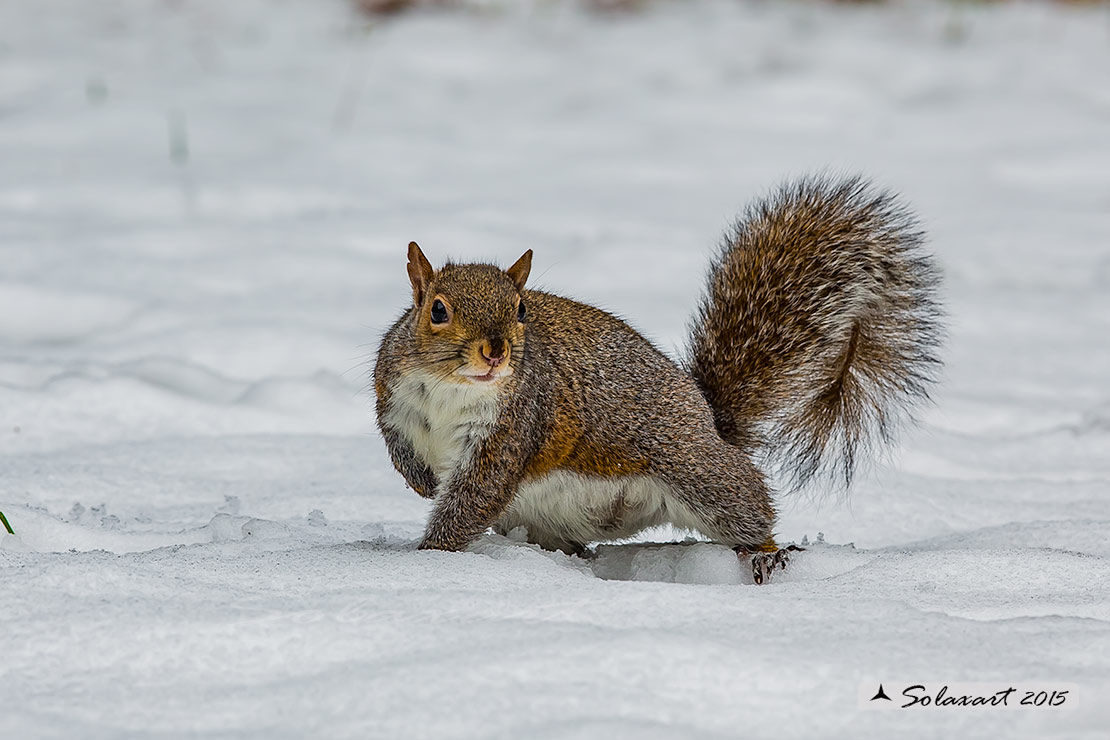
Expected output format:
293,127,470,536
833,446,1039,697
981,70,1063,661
738,544,804,585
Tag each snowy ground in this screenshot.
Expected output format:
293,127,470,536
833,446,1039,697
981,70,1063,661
2,0,1109,737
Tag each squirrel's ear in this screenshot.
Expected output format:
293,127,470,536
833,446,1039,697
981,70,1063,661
406,241,434,306
506,249,533,292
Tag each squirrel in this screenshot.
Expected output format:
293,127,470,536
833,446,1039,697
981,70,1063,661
373,175,942,583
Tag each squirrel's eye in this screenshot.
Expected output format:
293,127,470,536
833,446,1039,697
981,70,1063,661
517,300,526,323
430,300,449,324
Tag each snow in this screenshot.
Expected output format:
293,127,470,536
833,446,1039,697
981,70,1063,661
2,0,1109,737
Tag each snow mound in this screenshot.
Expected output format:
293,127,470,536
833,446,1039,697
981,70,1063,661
591,540,870,585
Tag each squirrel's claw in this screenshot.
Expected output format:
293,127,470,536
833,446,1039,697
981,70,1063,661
740,544,804,585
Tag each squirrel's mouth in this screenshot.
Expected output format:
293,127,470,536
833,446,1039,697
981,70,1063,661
456,364,513,384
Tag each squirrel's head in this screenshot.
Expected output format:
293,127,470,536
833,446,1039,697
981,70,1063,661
403,241,532,387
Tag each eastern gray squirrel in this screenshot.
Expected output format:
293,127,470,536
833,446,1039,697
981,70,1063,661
374,175,942,583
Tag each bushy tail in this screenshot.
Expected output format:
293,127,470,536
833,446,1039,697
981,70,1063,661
686,175,943,490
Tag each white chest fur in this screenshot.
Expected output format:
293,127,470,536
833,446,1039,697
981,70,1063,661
382,371,501,485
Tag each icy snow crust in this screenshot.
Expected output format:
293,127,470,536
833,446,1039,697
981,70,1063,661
2,0,1108,737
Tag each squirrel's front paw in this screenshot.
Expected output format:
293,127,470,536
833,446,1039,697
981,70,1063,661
738,544,803,585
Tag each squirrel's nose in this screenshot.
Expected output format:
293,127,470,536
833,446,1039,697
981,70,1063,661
480,337,506,366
